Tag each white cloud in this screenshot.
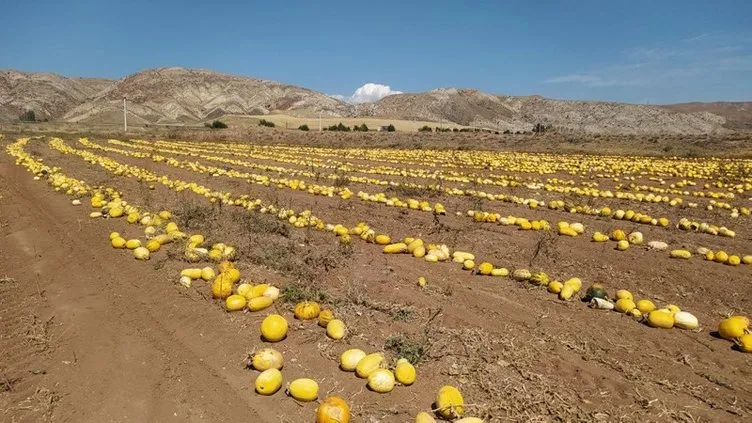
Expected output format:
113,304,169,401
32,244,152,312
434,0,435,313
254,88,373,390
332,83,403,104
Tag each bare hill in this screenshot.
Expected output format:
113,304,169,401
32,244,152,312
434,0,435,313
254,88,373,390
1,67,747,134
63,67,351,125
662,102,752,130
358,88,727,134
0,70,111,121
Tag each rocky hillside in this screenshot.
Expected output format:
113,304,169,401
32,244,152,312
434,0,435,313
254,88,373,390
1,67,748,134
662,102,752,131
0,70,111,121
358,88,727,134
63,67,350,125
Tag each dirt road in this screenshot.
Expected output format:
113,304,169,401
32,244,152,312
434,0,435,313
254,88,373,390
0,156,277,421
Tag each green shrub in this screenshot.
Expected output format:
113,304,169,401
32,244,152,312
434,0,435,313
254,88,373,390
210,120,227,129
19,110,36,122
418,125,432,132
327,122,351,131
259,119,275,128
298,124,310,131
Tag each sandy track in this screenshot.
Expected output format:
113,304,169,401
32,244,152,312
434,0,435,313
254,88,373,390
0,157,273,422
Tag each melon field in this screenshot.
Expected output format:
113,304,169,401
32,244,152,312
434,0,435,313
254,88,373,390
1,133,751,422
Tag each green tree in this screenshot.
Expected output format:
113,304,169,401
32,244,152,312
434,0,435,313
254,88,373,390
211,120,228,129
327,122,351,131
298,124,310,131
19,109,36,122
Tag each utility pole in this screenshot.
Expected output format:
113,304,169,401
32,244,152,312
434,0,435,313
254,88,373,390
123,97,128,132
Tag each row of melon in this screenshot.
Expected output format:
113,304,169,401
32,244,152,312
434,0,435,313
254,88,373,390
582,285,699,329
468,256,702,331
226,137,750,203
665,247,752,265
85,137,406,258
470,210,747,267
717,316,752,352
502,264,752,353
132,137,748,220
95,136,740,234
83,137,452,218
98,136,745,241
697,247,752,266
676,217,736,237
10,137,191,266
140,137,751,194
465,209,743,268
52,138,380,254
382,238,515,275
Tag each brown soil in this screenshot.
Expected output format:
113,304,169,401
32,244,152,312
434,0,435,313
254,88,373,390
1,133,751,422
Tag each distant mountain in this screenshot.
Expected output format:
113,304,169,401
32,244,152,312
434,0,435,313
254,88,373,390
357,88,727,134
0,70,111,121
662,102,752,130
63,67,351,125
0,67,747,134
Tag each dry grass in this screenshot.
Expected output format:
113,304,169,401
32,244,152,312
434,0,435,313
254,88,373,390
10,386,61,420
175,201,221,231
23,315,54,353
0,370,20,393
339,284,416,322
280,281,329,304
426,326,594,422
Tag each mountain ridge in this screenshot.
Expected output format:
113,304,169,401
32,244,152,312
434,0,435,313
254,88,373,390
1,67,749,134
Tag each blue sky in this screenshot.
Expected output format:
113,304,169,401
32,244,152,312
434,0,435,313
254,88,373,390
1,0,751,104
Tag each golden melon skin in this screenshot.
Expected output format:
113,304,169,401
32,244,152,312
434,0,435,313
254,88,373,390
261,314,288,342
254,368,282,396
294,301,321,320
225,294,246,311
316,396,351,423
394,358,416,385
436,385,464,419
288,378,319,402
647,310,674,329
355,353,384,378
